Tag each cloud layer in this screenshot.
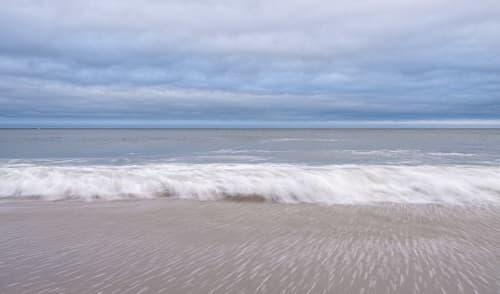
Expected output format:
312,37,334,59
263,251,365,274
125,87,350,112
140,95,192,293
1,0,499,127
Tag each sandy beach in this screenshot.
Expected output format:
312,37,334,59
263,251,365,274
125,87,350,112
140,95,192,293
1,200,498,294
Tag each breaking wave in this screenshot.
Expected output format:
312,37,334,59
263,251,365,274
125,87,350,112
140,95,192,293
1,163,499,204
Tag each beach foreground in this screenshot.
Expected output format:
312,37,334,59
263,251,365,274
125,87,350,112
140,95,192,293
1,200,499,294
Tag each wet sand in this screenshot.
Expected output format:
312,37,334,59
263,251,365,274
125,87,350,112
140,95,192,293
0,200,499,294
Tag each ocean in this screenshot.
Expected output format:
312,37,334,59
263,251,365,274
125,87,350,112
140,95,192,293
1,129,499,293
1,128,500,204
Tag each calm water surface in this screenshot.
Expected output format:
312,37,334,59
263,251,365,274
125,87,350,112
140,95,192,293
1,129,499,165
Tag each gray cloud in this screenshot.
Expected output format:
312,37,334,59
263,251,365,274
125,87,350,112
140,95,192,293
0,0,499,126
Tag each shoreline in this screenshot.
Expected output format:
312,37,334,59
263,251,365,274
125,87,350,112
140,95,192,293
1,199,499,293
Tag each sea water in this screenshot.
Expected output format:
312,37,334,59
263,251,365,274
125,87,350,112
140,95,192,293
1,128,499,203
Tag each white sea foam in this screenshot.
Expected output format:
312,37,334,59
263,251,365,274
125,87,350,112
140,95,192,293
194,155,268,162
428,152,477,157
344,149,416,156
0,163,499,204
264,138,343,143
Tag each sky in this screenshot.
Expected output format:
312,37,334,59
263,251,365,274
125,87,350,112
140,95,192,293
0,0,499,128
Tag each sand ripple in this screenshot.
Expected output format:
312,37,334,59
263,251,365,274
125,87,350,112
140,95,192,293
0,201,499,294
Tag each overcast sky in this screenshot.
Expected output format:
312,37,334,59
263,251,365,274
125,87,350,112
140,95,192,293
1,0,499,127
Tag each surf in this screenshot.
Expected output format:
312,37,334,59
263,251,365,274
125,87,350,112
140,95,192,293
1,163,499,204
